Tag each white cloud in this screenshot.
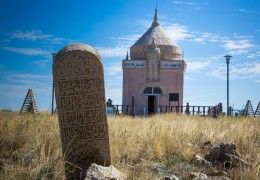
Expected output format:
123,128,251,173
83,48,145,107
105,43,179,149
191,32,221,44
172,1,196,5
239,9,258,14
208,65,226,80
3,29,67,45
49,37,65,44
233,34,253,39
222,39,256,55
185,56,220,73
97,46,127,57
194,6,201,10
172,0,202,10
104,62,122,76
8,30,53,40
96,34,140,57
223,40,255,50
115,34,141,47
2,72,51,85
247,51,260,58
208,61,260,80
228,49,250,55
186,61,211,72
2,46,49,56
184,75,193,81
0,71,53,110
30,59,50,68
105,87,122,105
194,37,206,43
248,63,260,75
104,62,123,105
136,20,151,28
163,23,192,41
171,30,256,56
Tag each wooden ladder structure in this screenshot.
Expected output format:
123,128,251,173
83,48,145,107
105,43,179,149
254,101,260,117
20,89,38,114
242,100,254,117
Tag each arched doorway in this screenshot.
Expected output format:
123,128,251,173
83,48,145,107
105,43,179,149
143,87,163,114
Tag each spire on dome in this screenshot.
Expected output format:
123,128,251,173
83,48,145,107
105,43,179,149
152,8,160,26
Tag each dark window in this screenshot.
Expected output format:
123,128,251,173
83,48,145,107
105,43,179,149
154,87,163,94
169,93,179,101
143,87,152,94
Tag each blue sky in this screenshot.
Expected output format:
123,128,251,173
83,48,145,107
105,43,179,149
0,0,259,112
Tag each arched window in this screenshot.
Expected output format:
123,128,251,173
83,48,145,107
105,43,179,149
143,87,152,94
153,87,163,94
143,87,163,95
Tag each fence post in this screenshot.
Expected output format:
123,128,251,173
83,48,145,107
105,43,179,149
131,95,135,116
213,107,217,118
229,106,232,116
116,105,119,114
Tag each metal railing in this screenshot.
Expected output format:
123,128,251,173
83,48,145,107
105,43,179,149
112,105,132,115
112,102,223,117
158,103,222,117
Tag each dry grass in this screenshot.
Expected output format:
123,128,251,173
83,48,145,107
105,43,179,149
0,110,259,179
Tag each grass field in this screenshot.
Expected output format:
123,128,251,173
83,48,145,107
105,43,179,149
0,110,259,179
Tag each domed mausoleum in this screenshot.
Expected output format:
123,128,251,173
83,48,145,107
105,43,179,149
122,8,186,115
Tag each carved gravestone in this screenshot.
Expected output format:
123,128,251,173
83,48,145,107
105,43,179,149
53,43,111,179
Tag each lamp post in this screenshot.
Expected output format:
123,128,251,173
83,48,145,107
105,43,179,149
224,55,232,116
50,53,56,115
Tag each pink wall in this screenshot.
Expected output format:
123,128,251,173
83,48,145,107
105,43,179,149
122,60,184,115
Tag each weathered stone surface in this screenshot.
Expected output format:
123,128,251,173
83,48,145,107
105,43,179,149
208,176,231,180
127,158,145,171
189,171,231,180
162,175,179,180
194,154,212,167
0,160,3,172
151,162,165,174
53,43,111,179
208,177,231,180
204,143,251,168
208,170,229,177
85,163,126,180
189,172,208,179
209,146,221,159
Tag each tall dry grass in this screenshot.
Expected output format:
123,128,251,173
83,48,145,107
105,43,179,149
0,110,259,179
0,111,64,179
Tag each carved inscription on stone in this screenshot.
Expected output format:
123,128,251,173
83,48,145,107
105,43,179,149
53,43,111,179
59,94,104,110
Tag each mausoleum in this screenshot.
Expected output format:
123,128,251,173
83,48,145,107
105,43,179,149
122,8,186,115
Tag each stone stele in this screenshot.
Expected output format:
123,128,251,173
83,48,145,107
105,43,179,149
53,43,111,179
